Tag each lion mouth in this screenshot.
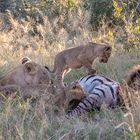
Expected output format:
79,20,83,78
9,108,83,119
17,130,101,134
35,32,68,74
99,59,108,63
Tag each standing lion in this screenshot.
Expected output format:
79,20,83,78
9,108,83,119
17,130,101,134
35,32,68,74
46,42,112,87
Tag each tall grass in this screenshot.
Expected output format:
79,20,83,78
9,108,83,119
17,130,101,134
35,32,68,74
0,13,140,140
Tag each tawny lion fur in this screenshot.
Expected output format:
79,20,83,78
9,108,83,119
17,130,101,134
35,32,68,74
126,65,140,90
45,83,85,112
0,57,51,97
46,42,112,87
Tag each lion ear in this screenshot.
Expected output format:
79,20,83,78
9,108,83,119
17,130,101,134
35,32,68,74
64,81,77,92
69,81,81,92
24,62,37,74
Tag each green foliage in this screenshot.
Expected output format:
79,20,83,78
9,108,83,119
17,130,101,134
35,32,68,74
113,0,140,50
86,0,114,29
67,0,76,8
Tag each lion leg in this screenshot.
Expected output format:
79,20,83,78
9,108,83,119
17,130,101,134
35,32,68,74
81,60,96,75
87,69,96,75
78,54,96,75
55,72,64,88
54,74,66,96
55,69,72,95
53,60,65,88
62,68,71,86
55,67,70,87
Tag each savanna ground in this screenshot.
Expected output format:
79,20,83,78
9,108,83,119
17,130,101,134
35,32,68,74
0,0,140,139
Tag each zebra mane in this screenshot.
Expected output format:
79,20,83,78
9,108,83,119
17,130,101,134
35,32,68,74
126,64,140,87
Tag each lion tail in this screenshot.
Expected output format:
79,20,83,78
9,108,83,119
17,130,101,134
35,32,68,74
45,58,57,73
45,66,55,73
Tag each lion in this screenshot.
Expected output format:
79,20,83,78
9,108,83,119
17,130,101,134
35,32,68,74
46,81,85,113
0,57,52,98
46,42,112,87
126,65,140,90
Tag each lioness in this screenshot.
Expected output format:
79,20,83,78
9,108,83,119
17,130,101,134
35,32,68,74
126,64,140,90
46,42,112,87
44,84,85,114
0,57,51,97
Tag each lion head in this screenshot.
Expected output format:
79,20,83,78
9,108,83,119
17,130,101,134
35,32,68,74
0,57,51,87
126,64,140,90
46,81,85,113
63,81,85,112
98,44,112,63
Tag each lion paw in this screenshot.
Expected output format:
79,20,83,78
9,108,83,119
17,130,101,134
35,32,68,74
88,69,96,75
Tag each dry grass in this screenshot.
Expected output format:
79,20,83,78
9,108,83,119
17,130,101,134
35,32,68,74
0,14,140,140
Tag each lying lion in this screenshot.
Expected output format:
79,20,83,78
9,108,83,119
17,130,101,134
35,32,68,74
46,42,112,87
126,64,140,90
0,57,52,98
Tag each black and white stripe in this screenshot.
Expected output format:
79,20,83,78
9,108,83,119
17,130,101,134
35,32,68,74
66,75,120,119
22,57,31,64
